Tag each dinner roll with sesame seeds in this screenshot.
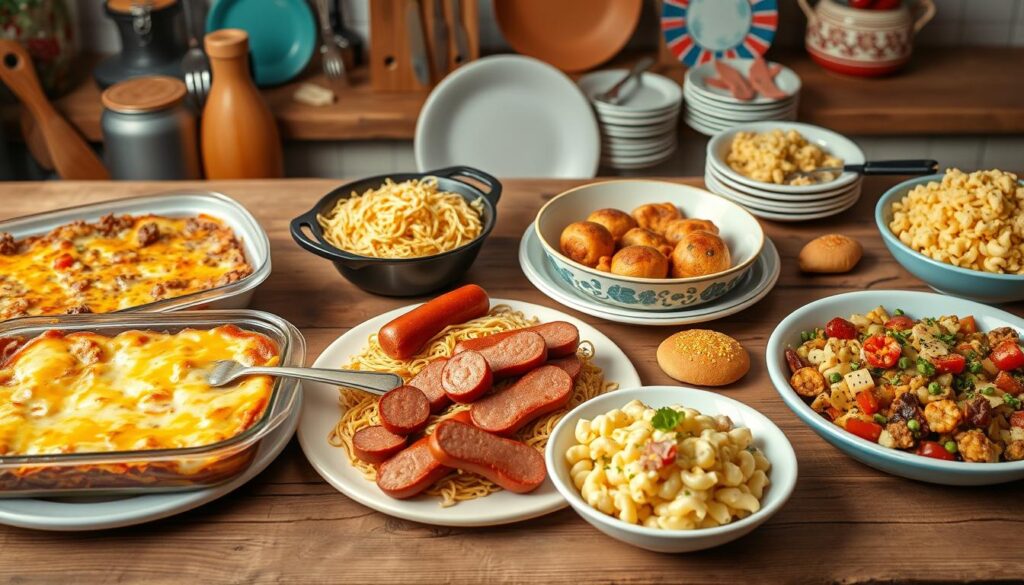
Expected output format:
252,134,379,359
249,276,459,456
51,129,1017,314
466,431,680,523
657,329,749,386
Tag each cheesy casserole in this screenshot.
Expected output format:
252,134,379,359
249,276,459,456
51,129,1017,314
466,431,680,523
0,324,277,457
0,213,253,320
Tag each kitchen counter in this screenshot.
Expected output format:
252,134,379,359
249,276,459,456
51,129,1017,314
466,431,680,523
3,47,1023,143
0,177,1022,584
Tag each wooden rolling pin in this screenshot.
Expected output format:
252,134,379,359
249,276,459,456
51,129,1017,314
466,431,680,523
0,40,108,180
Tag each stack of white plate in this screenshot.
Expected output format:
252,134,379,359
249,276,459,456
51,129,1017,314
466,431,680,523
577,70,683,170
705,122,866,222
684,58,800,137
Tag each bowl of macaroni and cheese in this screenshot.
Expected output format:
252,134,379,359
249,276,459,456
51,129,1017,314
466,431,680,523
876,170,1024,303
544,386,797,553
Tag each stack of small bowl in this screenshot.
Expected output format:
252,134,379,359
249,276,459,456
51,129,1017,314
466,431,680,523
577,70,683,170
684,58,800,137
704,122,866,222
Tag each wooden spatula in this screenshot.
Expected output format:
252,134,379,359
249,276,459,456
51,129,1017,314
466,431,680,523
0,40,108,180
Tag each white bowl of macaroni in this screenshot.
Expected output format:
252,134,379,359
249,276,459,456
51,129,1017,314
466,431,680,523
707,122,865,194
545,386,797,553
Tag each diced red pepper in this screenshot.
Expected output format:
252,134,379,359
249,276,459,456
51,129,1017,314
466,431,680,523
916,441,956,461
1010,411,1024,429
990,341,1024,371
931,354,966,375
641,440,677,472
825,317,858,340
825,407,843,422
845,418,883,442
995,371,1024,394
856,390,880,415
52,253,74,270
863,335,902,368
884,316,915,331
959,316,978,335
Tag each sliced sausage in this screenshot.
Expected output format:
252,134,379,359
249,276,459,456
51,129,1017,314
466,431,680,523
454,321,579,358
408,358,451,413
547,355,582,383
378,385,430,435
471,365,573,435
441,350,493,403
352,425,407,465
468,330,547,379
376,437,450,499
378,284,490,360
428,419,546,494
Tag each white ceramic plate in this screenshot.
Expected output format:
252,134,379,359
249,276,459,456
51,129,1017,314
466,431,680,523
416,55,600,178
684,85,797,113
684,113,729,136
597,107,681,126
687,104,796,126
685,92,798,121
0,396,301,531
601,150,678,170
706,161,861,202
520,227,780,325
297,299,642,527
600,118,679,138
602,143,678,165
685,58,801,105
602,133,676,149
705,165,862,211
708,181,861,222
578,70,683,114
603,136,677,154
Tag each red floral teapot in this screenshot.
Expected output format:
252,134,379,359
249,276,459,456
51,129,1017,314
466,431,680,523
799,0,935,76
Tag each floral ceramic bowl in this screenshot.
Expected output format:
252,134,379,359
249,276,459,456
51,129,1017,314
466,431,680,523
533,180,764,311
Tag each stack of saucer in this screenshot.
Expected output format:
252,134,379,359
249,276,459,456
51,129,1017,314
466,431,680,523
577,70,683,170
684,58,800,136
704,122,866,222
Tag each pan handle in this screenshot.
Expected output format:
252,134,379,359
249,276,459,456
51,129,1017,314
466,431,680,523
289,206,371,268
429,165,503,208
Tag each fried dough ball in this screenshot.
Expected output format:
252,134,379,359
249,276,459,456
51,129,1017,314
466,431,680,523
619,227,673,257
664,218,719,245
609,245,669,279
631,203,682,234
586,208,637,242
559,221,615,268
671,231,731,277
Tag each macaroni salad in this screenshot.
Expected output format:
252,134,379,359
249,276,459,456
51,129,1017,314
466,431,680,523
726,129,842,186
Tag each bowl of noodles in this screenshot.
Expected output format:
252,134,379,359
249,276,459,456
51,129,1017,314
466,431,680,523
290,166,501,296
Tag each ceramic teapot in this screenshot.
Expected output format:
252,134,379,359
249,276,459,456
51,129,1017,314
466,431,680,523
799,0,935,76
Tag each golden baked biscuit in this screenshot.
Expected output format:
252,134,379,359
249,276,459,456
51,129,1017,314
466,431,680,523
586,208,637,242
670,231,731,277
664,218,719,245
560,221,615,268
657,329,750,386
609,246,669,278
631,203,682,234
619,227,673,256
798,234,863,273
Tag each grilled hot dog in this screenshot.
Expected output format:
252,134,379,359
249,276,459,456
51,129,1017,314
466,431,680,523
352,425,407,465
469,330,547,378
454,321,579,358
378,385,430,435
376,437,450,499
547,354,583,383
408,358,452,413
470,365,573,435
428,419,546,494
378,284,490,360
441,350,493,403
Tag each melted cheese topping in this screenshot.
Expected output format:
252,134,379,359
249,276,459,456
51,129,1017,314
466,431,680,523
0,214,252,319
0,325,278,456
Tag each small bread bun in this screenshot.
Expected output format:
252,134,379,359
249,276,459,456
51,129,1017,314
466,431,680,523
670,231,731,277
657,329,749,386
586,208,637,242
664,218,719,245
560,221,615,268
631,203,682,234
610,246,669,278
799,234,862,273
619,227,673,257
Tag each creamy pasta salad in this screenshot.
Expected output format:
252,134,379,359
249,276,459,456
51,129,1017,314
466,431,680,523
565,399,771,530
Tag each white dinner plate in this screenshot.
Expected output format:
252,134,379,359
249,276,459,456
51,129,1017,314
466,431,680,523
705,169,861,214
600,118,679,138
684,85,797,113
707,179,861,222
520,227,780,325
602,133,676,149
603,143,678,165
578,70,683,115
705,161,862,202
603,140,678,157
415,55,599,178
597,107,681,126
684,112,731,136
0,396,301,531
687,104,796,126
685,58,801,106
685,91,798,121
297,299,642,527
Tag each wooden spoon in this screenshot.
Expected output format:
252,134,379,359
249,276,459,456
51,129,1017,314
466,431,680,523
0,40,108,180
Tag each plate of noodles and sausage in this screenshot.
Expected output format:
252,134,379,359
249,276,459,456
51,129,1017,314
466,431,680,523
297,285,641,526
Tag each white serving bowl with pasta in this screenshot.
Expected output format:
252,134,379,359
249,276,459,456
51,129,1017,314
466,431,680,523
545,386,797,553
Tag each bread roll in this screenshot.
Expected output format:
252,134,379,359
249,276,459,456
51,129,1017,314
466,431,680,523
670,231,731,277
657,329,749,386
559,221,615,268
798,234,862,273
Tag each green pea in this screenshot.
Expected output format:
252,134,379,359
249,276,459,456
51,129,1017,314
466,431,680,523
981,386,995,396
800,330,811,342
894,308,904,316
917,358,936,376
907,419,921,432
850,361,861,371
928,382,941,395
828,372,842,384
968,361,983,374
944,440,958,454
898,357,910,370
873,414,887,425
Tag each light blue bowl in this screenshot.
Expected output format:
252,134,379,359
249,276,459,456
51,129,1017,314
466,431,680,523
876,175,1024,303
766,290,1024,486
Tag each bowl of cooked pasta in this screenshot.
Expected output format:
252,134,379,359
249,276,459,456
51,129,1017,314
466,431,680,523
876,170,1024,303
290,166,501,296
545,386,797,553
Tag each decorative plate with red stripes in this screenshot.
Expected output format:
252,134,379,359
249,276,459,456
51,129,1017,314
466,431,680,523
662,0,778,67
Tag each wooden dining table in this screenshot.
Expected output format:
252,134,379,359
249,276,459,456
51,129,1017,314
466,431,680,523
1,177,1022,584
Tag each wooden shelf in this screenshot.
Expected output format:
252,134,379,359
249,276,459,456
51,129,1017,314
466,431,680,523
3,47,1023,143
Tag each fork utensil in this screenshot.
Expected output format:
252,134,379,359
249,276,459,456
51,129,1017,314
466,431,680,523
181,0,211,108
315,0,348,85
785,159,938,181
207,360,403,396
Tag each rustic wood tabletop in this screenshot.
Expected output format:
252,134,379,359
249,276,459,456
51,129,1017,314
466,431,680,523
1,177,1022,584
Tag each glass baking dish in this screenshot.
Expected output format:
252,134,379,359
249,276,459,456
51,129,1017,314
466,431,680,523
0,190,271,318
0,310,303,497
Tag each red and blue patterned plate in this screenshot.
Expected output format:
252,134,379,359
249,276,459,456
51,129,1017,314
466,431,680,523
662,0,778,67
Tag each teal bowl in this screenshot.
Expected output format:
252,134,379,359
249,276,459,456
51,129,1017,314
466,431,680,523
876,175,1024,303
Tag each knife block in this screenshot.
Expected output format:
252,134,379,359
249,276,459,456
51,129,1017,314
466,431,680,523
370,0,479,93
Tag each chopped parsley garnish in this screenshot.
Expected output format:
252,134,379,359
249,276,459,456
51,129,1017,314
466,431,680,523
651,407,683,432
917,357,936,376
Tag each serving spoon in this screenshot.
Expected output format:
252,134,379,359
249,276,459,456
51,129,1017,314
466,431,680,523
785,159,938,182
207,360,402,396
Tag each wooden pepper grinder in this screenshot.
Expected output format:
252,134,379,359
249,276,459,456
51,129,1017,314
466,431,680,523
200,29,283,179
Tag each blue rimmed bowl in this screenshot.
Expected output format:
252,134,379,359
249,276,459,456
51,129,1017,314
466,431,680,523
767,290,1024,486
876,174,1024,303
533,180,764,311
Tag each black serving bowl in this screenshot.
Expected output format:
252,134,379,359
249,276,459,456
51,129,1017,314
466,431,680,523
290,166,502,296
